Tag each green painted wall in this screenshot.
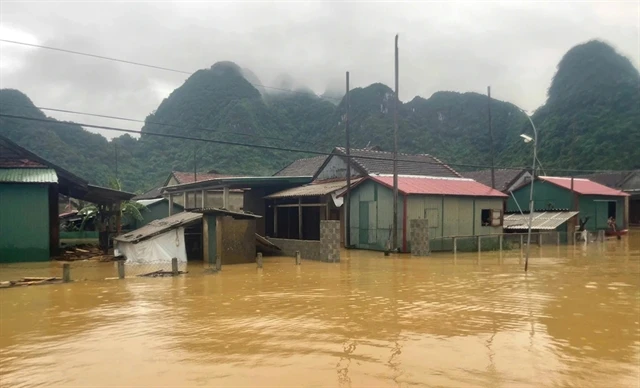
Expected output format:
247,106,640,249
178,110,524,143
507,180,626,231
0,184,50,263
133,201,184,229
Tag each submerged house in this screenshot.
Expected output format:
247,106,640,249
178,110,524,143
585,171,640,226
345,175,507,252
114,208,261,266
0,135,134,262
507,176,630,233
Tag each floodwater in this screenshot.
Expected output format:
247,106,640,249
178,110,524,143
1,232,639,387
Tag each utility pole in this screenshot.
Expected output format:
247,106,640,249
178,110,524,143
488,86,495,189
345,71,351,248
392,34,399,252
114,143,119,180
193,145,197,182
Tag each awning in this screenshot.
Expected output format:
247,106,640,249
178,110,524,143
265,178,361,199
504,211,579,230
114,211,203,243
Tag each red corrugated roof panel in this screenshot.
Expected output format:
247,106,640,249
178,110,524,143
540,176,629,197
370,175,507,197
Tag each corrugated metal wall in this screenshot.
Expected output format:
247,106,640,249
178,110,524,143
0,184,50,262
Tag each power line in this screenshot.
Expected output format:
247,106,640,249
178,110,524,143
33,105,319,146
0,112,636,174
0,39,343,101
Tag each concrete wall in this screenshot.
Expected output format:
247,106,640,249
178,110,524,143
315,155,360,181
269,238,321,261
410,219,429,256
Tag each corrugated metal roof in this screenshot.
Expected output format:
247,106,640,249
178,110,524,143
171,171,234,185
265,179,361,198
462,169,528,192
504,211,579,230
539,176,630,197
369,175,507,197
114,211,202,243
0,168,58,183
190,208,262,219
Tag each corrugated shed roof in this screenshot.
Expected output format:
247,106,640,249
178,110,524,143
136,198,166,207
539,176,630,197
333,147,461,178
265,179,361,198
368,175,507,197
463,169,527,192
504,211,579,230
274,155,328,177
190,208,262,219
0,168,58,183
114,211,203,243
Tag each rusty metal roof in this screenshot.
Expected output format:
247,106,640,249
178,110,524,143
265,179,361,199
0,168,58,183
504,211,579,230
367,175,507,197
190,208,262,219
114,211,203,243
539,176,630,197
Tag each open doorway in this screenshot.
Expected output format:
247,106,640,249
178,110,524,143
608,201,617,219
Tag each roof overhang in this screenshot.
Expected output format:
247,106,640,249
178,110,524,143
504,211,579,230
162,176,312,193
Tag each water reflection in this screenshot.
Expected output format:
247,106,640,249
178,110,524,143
1,231,639,387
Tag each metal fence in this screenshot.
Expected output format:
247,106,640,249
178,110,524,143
429,231,567,254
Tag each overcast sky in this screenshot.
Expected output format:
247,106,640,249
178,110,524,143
1,1,638,139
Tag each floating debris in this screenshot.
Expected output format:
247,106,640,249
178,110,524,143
137,270,187,278
0,277,63,288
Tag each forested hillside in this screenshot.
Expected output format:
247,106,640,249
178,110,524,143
1,40,637,192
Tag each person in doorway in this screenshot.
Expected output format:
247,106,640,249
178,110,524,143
607,217,617,232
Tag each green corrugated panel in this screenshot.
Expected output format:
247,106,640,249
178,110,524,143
0,168,58,183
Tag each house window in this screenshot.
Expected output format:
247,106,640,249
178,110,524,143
481,209,503,227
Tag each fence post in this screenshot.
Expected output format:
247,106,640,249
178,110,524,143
598,230,605,242
499,234,503,252
62,263,70,283
556,231,560,246
477,236,482,253
118,261,125,279
172,258,178,275
256,252,263,268
453,237,457,255
215,255,222,271
537,233,542,247
295,251,301,265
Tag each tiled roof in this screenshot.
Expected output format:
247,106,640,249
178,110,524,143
539,176,630,197
368,175,507,197
334,147,461,178
132,186,164,200
462,169,526,192
0,168,58,183
274,155,328,177
171,171,232,185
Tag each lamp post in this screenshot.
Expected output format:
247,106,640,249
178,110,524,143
521,114,538,272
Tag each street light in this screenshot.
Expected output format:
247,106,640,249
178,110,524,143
521,114,538,272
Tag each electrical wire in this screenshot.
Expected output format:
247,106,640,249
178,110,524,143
0,39,343,101
34,105,319,146
1,112,636,174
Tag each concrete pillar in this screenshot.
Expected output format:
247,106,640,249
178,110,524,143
409,219,430,256
256,252,263,268
320,220,341,262
223,187,230,209
201,189,206,208
168,194,174,216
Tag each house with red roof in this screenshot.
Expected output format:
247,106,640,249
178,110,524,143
507,176,630,234
344,174,507,252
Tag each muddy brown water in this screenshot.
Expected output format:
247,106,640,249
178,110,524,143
1,231,639,387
